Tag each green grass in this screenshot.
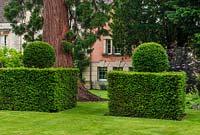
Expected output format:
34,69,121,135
89,89,108,99
0,91,199,135
0,102,200,135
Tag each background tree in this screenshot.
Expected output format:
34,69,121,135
63,0,111,101
4,0,43,42
43,0,73,67
193,33,200,59
166,0,200,89
63,0,111,80
166,0,200,47
110,0,170,55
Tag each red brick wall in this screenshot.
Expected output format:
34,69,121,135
91,36,131,63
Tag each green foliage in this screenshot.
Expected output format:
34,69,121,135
63,31,97,80
0,68,78,112
1,103,200,135
0,46,23,68
4,0,43,42
166,0,200,47
69,0,111,34
132,42,169,72
89,90,108,99
73,33,97,77
108,71,186,120
23,41,56,68
111,0,169,55
192,33,200,58
111,0,200,54
64,1,111,80
186,87,200,110
99,82,108,90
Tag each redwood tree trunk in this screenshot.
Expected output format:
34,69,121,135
42,0,105,101
43,0,73,67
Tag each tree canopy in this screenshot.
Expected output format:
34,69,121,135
111,0,200,55
4,0,43,42
110,0,169,55
167,0,200,47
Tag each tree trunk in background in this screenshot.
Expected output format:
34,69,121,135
43,0,73,67
43,0,105,101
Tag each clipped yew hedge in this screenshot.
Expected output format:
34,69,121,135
23,41,56,68
0,68,78,112
108,71,186,120
132,42,169,72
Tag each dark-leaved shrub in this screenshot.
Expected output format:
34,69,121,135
23,41,56,68
132,42,169,72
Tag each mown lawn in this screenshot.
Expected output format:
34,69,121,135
89,89,108,99
0,101,200,135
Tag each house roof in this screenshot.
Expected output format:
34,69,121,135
0,0,8,23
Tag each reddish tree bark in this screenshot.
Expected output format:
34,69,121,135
43,0,73,67
42,0,105,101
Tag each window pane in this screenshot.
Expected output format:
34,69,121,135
0,35,7,46
4,35,7,45
105,39,112,54
98,67,107,80
0,36,4,46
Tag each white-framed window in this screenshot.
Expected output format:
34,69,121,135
104,38,112,55
98,67,107,81
104,36,121,55
113,67,123,71
0,35,7,46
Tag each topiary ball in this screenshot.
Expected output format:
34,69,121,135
132,42,169,72
23,41,56,68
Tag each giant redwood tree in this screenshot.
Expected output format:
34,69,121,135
42,0,110,101
43,0,73,67
4,0,111,101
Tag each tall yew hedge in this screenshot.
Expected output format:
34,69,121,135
0,68,78,112
108,71,186,120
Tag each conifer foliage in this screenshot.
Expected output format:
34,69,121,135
23,41,56,68
4,0,43,42
132,42,169,72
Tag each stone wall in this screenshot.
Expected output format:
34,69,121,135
0,23,22,51
83,61,132,89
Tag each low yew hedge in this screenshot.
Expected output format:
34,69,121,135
108,71,186,120
0,68,78,112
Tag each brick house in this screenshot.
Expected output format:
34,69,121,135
82,23,132,89
0,0,22,51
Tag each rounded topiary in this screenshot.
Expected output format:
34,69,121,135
132,42,169,72
23,41,56,68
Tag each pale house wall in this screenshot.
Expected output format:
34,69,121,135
0,24,22,51
0,0,22,51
